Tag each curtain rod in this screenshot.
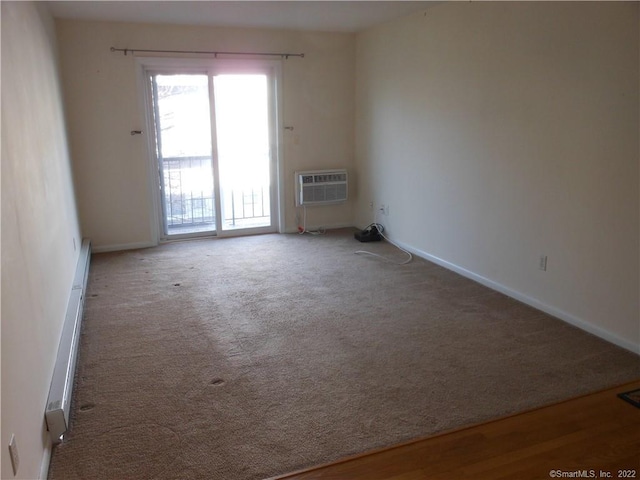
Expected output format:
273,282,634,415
110,46,304,59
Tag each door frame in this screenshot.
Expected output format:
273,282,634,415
135,56,284,243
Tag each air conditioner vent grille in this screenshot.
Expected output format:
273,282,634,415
295,169,348,206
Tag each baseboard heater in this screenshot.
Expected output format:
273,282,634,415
45,239,91,444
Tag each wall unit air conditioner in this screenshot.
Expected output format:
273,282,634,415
295,169,348,206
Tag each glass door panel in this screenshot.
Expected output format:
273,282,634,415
213,74,273,231
151,74,216,237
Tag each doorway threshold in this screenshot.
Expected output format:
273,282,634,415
167,223,216,237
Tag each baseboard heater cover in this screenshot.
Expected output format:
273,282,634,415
45,239,91,444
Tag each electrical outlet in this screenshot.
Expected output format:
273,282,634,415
538,255,548,271
9,434,19,475
369,201,374,210
379,204,389,216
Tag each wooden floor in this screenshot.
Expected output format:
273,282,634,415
274,380,640,480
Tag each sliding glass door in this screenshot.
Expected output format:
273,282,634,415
147,64,278,239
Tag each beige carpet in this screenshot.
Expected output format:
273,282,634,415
48,229,639,480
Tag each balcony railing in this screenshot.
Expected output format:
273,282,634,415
162,155,270,232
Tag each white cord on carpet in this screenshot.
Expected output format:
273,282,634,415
354,210,412,265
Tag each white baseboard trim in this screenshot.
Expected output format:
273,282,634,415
392,237,639,355
92,241,156,253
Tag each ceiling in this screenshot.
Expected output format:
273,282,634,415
46,1,437,33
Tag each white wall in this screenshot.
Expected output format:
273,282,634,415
55,19,356,249
355,2,639,350
1,2,82,478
